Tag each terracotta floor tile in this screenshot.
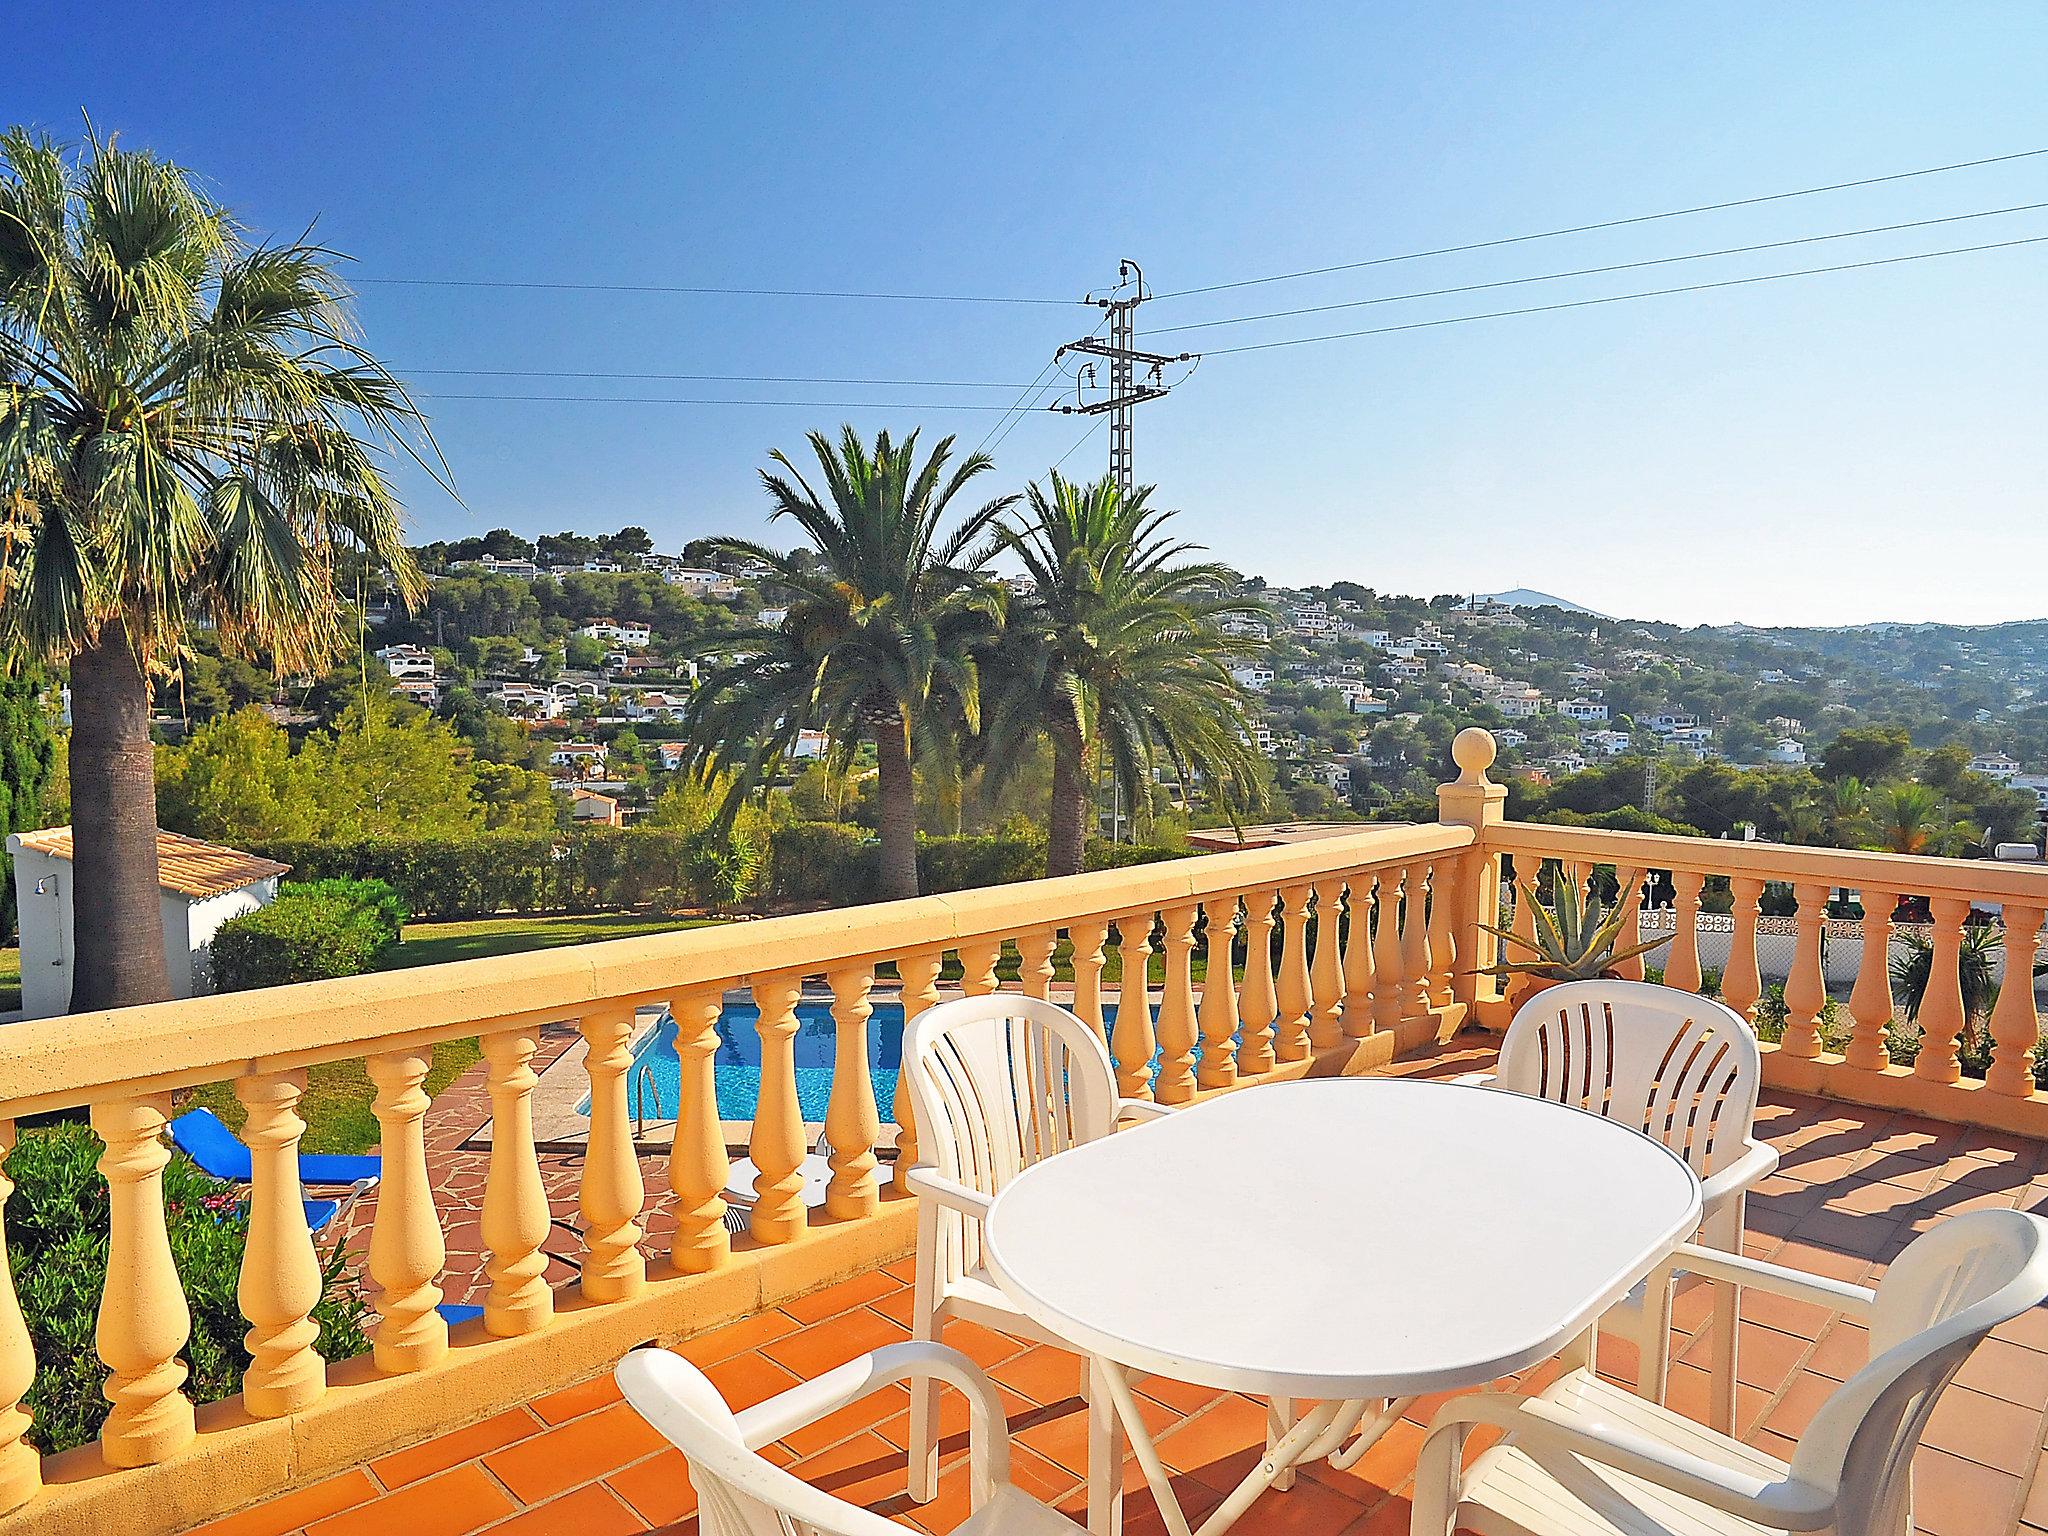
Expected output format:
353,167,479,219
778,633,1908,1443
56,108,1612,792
787,1430,910,1511
1304,1416,1425,1504
374,1406,542,1489
762,1305,911,1377
782,1269,905,1325
1662,1362,1771,1437
1739,1284,1838,1341
1018,1386,1177,1478
1994,1303,2048,1354
676,1308,802,1368
989,1345,1088,1407
533,1373,628,1425
1791,1207,1900,1258
703,1350,803,1412
1910,1447,2023,1536
1156,1394,1270,1479
1760,1370,1836,1439
484,1400,671,1505
1923,1385,2044,1473
191,1470,380,1536
1957,1336,2048,1409
486,1483,649,1536
780,1382,912,1458
936,1316,1031,1371
1678,1319,1812,1391
1133,1372,1230,1416
1220,1474,1371,1536
305,1463,515,1536
1805,1319,1871,1382
606,1449,698,1528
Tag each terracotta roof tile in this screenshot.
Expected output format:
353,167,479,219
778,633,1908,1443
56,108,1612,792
11,825,290,899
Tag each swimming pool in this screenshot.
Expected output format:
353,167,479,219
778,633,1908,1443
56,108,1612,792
584,997,1150,1124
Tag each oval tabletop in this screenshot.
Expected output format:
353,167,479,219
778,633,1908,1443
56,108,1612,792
980,1076,1702,1400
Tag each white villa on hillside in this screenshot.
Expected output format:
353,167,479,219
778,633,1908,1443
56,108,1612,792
663,567,740,596
374,644,436,681
1558,698,1609,723
576,618,653,648
1970,752,2022,782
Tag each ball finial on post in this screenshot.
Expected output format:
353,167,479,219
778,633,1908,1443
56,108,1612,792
1451,727,1497,786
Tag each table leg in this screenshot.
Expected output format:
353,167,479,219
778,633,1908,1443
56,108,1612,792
1266,1399,1295,1491
1559,1322,1597,1375
1192,1399,1347,1536
1087,1357,1124,1536
1325,1398,1415,1471
1097,1361,1194,1536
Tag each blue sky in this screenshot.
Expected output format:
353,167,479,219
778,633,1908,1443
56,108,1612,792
7,3,2046,625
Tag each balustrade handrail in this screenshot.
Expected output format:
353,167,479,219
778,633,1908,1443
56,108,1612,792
0,821,1471,1118
1487,819,2048,903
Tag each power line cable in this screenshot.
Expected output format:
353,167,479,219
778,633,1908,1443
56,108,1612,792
1201,233,2048,357
1154,146,2048,300
358,275,1077,305
403,367,1043,387
1050,419,1105,473
1150,201,2048,337
418,393,1021,409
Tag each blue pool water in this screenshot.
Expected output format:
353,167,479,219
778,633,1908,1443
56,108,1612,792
585,998,1153,1124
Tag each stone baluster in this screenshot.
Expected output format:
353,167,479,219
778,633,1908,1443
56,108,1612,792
1845,889,1897,1071
1111,916,1156,1098
889,953,944,1198
1341,876,1377,1037
1914,898,1972,1085
750,974,812,1235
233,1072,325,1414
1782,884,1830,1061
1273,886,1313,1062
1988,904,2045,1097
1069,920,1109,1037
1400,862,1432,1021
1154,905,1200,1103
958,937,1004,998
1666,871,1706,993
578,1005,646,1299
1722,877,1765,1023
825,964,882,1219
366,1050,448,1373
1427,860,1461,1010
669,987,731,1271
1237,893,1280,1075
481,1027,554,1335
1018,928,1058,1001
1504,858,1540,1008
1373,866,1408,1034
1307,880,1345,1049
0,1123,33,1513
1197,897,1241,1090
91,1095,194,1465
1610,868,1648,982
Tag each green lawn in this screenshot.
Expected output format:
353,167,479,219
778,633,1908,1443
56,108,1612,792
187,912,726,1153
1,946,18,1015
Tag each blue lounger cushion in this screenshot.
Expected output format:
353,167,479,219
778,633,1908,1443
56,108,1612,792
170,1107,382,1185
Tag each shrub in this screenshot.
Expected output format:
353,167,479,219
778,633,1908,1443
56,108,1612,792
210,879,406,991
919,831,1045,893
9,1123,370,1454
769,821,875,906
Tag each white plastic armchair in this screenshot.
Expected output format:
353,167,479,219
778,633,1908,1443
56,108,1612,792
1467,979,1778,1429
903,993,1168,1524
1410,1208,2048,1536
617,1340,1083,1536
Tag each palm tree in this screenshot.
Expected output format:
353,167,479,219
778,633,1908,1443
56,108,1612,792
0,130,436,1010
1870,781,1973,857
980,473,1265,877
683,426,1012,901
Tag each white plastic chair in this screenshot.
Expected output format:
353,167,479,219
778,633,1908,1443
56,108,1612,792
1410,1208,2048,1536
617,1340,1082,1536
1470,979,1779,1429
902,993,1169,1526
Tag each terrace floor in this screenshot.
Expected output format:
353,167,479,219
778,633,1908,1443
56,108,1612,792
194,1042,2048,1536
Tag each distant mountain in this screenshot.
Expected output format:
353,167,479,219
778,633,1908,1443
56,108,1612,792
1479,589,1612,619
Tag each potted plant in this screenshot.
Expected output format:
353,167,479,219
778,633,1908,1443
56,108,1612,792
1476,865,1673,1003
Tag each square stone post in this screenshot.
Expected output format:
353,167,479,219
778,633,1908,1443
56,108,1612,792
1436,728,1508,1029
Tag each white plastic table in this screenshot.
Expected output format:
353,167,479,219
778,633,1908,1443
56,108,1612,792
981,1076,1703,1536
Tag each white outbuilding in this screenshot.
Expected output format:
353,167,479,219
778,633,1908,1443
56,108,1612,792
5,826,289,1019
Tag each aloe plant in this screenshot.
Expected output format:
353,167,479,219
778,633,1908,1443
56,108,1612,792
1478,865,1672,983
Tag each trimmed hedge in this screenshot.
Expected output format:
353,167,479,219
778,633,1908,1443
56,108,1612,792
210,877,408,991
250,823,1194,919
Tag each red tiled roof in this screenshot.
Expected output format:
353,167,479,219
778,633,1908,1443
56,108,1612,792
11,826,289,899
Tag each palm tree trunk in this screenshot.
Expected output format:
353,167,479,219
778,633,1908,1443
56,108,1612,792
873,706,920,902
67,627,170,1011
1047,719,1089,879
